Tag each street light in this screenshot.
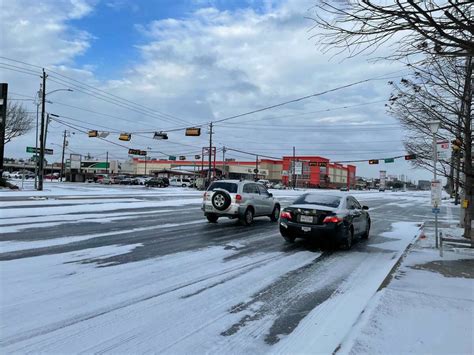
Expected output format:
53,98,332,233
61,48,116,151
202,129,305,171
428,120,441,248
36,88,73,190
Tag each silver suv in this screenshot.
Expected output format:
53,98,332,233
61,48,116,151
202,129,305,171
202,180,280,225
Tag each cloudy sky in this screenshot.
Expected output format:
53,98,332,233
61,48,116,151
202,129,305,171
1,0,430,182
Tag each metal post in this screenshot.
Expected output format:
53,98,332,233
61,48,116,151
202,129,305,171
207,122,213,186
38,69,47,191
222,147,226,179
255,155,259,181
292,146,296,189
433,132,439,248
106,151,109,174
144,156,147,175
60,130,66,182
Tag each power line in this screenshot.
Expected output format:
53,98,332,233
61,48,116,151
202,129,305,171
211,71,406,125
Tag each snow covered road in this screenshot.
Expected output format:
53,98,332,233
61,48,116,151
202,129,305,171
0,186,435,353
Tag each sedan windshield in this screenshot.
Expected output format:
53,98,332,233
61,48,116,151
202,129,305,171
208,182,238,193
293,194,341,208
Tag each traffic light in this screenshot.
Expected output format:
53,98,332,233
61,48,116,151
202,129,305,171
88,130,98,138
404,154,416,160
179,156,186,160
195,155,201,159
119,133,131,141
369,160,379,165
128,149,141,155
451,138,462,151
153,131,168,140
185,127,201,136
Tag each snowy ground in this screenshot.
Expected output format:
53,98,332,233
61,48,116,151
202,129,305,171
0,182,469,353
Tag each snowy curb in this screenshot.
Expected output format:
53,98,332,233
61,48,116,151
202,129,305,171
333,225,424,354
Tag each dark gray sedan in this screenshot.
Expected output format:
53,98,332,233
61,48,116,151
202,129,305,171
279,193,370,249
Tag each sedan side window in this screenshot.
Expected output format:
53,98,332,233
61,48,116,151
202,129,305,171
353,199,362,209
347,198,356,209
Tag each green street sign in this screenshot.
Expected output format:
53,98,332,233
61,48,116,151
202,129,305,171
384,158,395,163
169,155,176,161
26,146,53,155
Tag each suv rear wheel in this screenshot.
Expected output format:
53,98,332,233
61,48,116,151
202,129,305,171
280,226,296,243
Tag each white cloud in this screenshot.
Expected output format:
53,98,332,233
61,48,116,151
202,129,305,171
0,0,429,180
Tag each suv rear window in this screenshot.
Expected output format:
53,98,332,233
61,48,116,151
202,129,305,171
293,194,341,208
208,182,238,193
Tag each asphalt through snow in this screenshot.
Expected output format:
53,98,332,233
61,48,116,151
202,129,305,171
0,192,436,353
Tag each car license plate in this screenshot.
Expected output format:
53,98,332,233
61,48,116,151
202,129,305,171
205,205,214,212
300,215,313,223
301,226,311,232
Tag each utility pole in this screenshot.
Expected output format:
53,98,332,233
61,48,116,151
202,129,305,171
0,83,7,179
292,146,296,189
38,69,47,191
34,85,41,189
222,146,226,179
60,129,67,182
144,155,147,175
207,122,213,186
106,151,109,174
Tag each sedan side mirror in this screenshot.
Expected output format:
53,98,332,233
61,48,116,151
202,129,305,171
362,205,369,210
268,193,273,197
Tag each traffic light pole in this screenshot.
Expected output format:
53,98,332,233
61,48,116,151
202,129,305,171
207,122,213,186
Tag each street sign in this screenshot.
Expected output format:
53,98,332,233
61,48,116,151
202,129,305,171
128,149,141,155
169,155,176,161
431,180,442,208
153,131,168,140
384,158,394,163
432,208,440,214
437,140,450,160
294,161,303,175
26,147,53,155
309,162,327,167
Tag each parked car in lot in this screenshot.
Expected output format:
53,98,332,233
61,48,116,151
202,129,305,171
44,173,59,180
202,180,280,225
99,176,115,185
279,193,370,249
132,177,150,185
339,186,349,192
145,177,169,188
169,178,192,187
119,178,134,185
257,179,273,188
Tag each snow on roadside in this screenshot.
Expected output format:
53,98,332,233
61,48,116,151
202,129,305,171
1,243,319,353
273,221,422,354
340,247,473,355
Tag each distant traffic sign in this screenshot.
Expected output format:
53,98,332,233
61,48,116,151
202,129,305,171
432,208,440,214
384,158,394,163
26,147,53,155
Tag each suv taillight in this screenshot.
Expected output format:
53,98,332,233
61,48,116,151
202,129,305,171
235,194,242,203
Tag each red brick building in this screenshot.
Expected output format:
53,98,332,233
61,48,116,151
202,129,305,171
281,156,356,189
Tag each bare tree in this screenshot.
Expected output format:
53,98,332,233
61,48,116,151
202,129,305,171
310,1,474,59
310,1,473,242
5,102,33,144
386,56,468,188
